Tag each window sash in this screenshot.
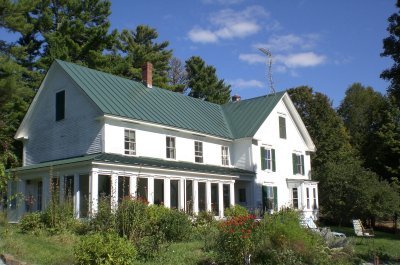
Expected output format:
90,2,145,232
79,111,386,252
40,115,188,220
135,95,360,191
279,116,286,139
195,141,203,163
166,137,176,159
313,188,317,209
292,188,299,209
221,146,229,166
124,129,136,155
264,149,272,170
306,188,310,209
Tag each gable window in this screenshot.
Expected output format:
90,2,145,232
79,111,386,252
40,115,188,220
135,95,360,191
279,116,286,139
55,90,65,121
166,136,176,159
260,147,276,171
292,188,299,209
124,129,136,155
221,146,229,166
292,153,305,175
194,141,203,163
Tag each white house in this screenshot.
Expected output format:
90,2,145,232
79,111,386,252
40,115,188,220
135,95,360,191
7,60,318,222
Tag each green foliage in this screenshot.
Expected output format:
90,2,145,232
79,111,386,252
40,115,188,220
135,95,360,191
115,198,148,241
74,232,136,265
89,196,116,233
216,214,259,265
185,56,231,104
19,212,43,234
194,211,215,226
224,205,249,218
381,0,400,107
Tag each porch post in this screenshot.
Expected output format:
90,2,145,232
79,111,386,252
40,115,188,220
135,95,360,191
74,173,80,218
111,173,118,211
147,176,154,205
206,181,211,212
129,175,137,198
218,182,224,218
164,178,171,208
89,170,99,215
59,175,64,203
230,181,235,207
178,178,185,210
193,179,199,214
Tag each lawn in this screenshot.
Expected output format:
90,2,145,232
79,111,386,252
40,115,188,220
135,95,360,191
331,226,400,263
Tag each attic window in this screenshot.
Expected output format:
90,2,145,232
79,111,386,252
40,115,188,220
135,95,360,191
279,116,286,139
55,90,65,121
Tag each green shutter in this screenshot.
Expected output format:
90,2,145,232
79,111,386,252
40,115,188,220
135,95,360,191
272,149,276,172
292,153,297,174
260,147,265,170
273,186,278,211
301,155,305,175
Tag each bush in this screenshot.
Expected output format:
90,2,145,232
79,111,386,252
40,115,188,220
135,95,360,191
115,198,148,241
41,198,76,233
194,211,215,227
224,205,248,218
74,232,136,265
19,212,43,233
160,208,192,242
216,214,259,265
89,196,116,233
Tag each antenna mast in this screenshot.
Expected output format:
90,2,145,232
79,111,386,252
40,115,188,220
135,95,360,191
258,48,275,94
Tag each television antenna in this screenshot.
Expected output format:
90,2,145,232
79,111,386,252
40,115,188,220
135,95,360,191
258,48,275,94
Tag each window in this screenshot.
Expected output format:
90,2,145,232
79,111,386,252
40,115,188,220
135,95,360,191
124,129,136,155
279,116,286,139
292,153,305,175
166,136,176,159
261,147,276,171
313,188,317,210
194,141,203,163
55,90,65,121
238,188,246,203
221,146,229,166
306,188,310,209
292,188,299,209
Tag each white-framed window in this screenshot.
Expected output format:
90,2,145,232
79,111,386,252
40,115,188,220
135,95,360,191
166,136,176,159
313,188,318,210
306,187,310,209
261,147,276,171
194,141,203,163
292,188,299,209
292,153,304,175
221,146,229,166
124,129,136,155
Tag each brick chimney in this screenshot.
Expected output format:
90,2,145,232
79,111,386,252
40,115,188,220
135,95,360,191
232,94,241,102
142,62,153,88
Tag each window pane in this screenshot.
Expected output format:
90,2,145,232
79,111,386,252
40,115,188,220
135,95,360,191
279,116,286,139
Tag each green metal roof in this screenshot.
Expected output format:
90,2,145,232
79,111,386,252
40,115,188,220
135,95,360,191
55,60,285,140
9,153,254,176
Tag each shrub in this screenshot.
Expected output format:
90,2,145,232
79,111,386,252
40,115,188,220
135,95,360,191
89,196,116,233
216,214,259,265
224,205,248,218
115,198,148,241
74,232,136,265
159,208,192,242
19,212,43,233
41,198,75,233
194,211,215,227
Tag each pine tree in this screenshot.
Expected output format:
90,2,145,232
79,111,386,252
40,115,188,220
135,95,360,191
185,56,231,104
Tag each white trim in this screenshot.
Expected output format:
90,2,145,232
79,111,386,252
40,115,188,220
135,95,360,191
91,161,242,178
103,114,233,142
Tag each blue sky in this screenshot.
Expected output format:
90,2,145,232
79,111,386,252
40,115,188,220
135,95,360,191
109,0,396,106
1,0,396,106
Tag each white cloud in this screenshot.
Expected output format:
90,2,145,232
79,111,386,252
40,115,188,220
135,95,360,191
228,78,264,89
188,28,218,43
187,6,268,43
238,53,266,64
254,33,320,53
275,52,326,68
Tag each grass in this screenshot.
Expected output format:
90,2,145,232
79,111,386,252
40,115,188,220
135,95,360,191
331,225,400,262
0,224,77,265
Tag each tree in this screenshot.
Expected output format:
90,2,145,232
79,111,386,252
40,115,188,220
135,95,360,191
167,57,188,93
287,86,354,169
337,83,386,159
112,25,172,88
185,56,231,104
381,0,400,107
